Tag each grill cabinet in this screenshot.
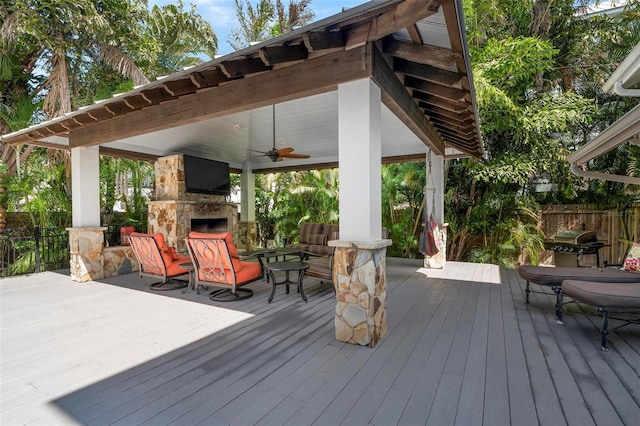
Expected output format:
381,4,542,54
545,230,604,267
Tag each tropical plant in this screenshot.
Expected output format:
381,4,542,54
254,169,338,247
1,0,151,119
145,0,218,74
228,0,275,50
228,0,314,50
444,0,640,266
381,162,426,258
274,0,314,34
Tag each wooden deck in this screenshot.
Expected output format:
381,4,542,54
1,259,639,425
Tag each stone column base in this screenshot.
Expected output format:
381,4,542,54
330,239,392,347
67,227,107,282
238,221,257,251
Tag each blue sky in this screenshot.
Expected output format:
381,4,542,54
148,0,365,56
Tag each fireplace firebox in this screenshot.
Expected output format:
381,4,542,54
191,218,228,233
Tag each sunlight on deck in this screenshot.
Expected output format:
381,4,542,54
1,272,255,424
416,261,503,284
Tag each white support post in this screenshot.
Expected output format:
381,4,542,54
428,150,445,223
68,146,105,282
71,146,101,227
332,78,390,347
240,161,255,222
337,78,382,241
239,161,257,250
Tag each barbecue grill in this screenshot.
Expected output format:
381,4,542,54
545,229,605,267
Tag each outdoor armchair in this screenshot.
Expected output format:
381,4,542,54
185,231,263,302
129,232,191,291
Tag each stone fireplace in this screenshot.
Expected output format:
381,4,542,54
147,155,238,253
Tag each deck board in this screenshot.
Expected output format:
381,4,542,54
2,259,639,425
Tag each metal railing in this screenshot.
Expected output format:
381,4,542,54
0,226,70,277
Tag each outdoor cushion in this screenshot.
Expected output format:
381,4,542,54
517,265,640,287
323,224,340,241
299,222,323,244
188,231,243,271
152,232,176,266
560,279,640,350
308,233,327,245
188,231,240,258
562,280,640,309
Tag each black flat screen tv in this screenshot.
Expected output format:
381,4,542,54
183,155,231,196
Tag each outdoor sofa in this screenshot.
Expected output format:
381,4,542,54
285,222,339,281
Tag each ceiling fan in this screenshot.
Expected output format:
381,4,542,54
250,104,311,162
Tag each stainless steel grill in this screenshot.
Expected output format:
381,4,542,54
545,230,605,267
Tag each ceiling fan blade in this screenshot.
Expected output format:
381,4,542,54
280,153,311,159
276,147,294,155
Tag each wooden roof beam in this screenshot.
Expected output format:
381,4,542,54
371,45,445,155
413,91,469,113
405,76,469,102
303,31,345,52
345,0,442,49
69,46,370,148
259,44,308,66
219,57,271,78
383,38,460,69
428,114,474,128
421,103,472,120
394,57,465,87
99,147,158,162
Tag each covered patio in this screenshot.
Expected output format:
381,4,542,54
2,261,639,425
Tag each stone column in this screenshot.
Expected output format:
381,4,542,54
67,227,107,282
238,221,257,251
330,239,392,347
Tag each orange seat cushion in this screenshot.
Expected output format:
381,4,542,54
165,256,191,277
235,261,262,284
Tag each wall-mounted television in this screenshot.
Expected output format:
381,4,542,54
183,155,231,196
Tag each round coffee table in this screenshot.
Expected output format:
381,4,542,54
265,261,310,303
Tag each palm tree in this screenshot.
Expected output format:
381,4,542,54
146,0,218,75
275,0,315,34
1,0,150,119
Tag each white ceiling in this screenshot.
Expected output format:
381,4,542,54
105,91,429,171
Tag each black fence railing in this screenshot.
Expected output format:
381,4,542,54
103,224,142,247
0,226,70,277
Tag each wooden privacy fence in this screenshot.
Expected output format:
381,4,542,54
539,205,640,266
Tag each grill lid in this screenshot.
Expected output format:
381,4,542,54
552,230,597,245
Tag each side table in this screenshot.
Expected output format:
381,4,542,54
179,262,196,294
265,261,310,303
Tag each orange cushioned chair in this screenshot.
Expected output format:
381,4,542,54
185,231,263,302
129,232,191,291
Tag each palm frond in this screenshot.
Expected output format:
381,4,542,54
99,43,149,86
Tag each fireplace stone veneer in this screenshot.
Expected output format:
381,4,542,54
147,200,238,253
147,154,239,253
